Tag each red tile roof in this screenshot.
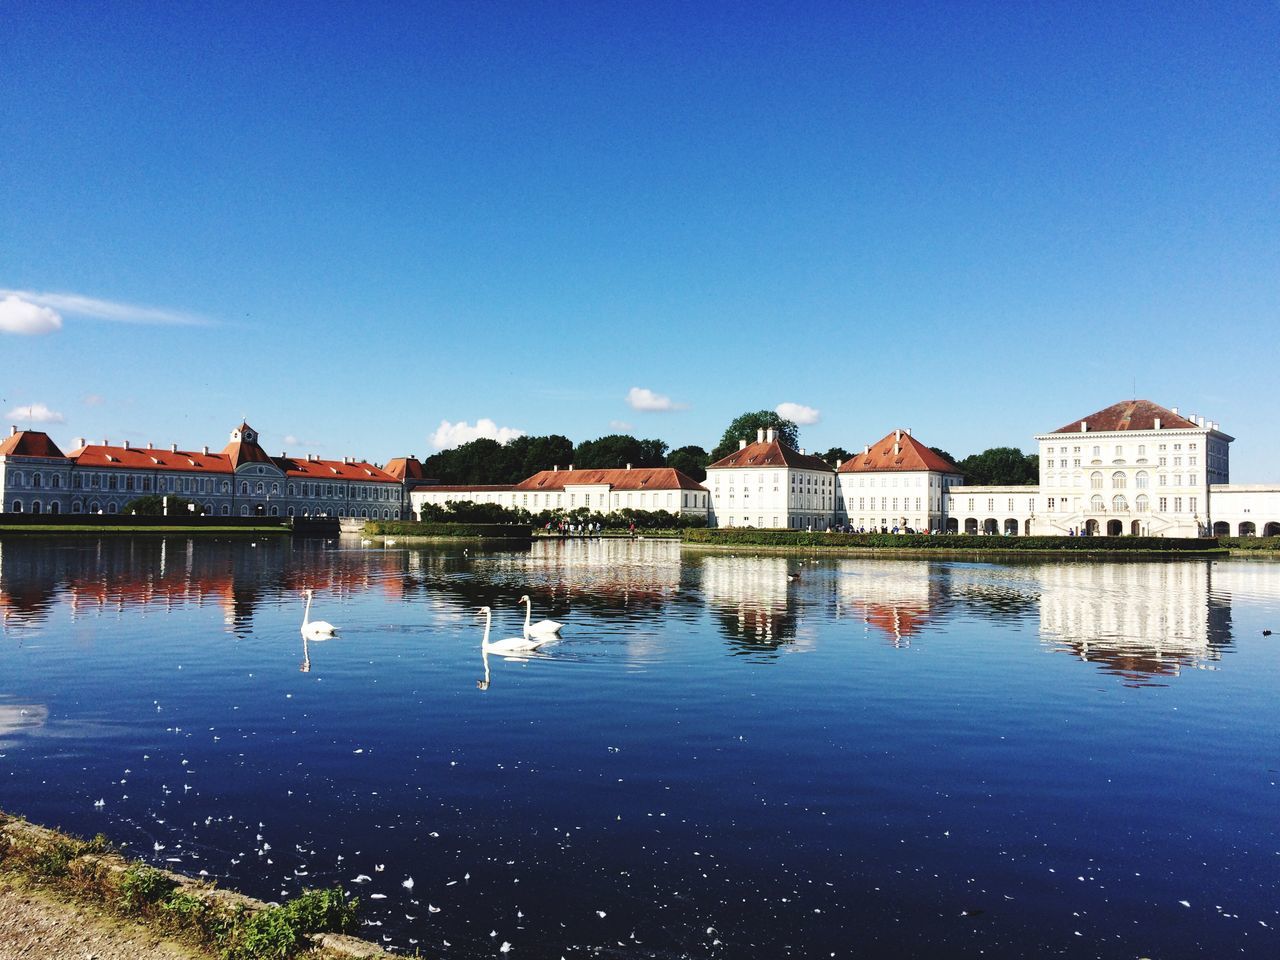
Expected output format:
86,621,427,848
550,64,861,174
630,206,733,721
1051,400,1199,434
0,430,66,458
221,437,275,469
514,467,706,492
707,439,833,473
70,444,234,473
384,457,430,482
838,430,960,474
273,457,399,483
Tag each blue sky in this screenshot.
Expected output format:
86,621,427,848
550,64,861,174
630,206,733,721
2,1,1277,476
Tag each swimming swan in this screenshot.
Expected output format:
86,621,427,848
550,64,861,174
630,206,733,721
518,595,563,638
478,605,553,654
301,589,337,640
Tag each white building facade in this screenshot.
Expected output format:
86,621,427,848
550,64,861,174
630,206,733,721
705,428,836,529
836,428,964,532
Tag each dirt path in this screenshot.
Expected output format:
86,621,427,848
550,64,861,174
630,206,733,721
0,876,207,960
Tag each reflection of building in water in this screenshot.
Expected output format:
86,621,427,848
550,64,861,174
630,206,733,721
835,560,939,647
700,555,808,658
483,538,683,608
1038,562,1228,684
0,536,413,634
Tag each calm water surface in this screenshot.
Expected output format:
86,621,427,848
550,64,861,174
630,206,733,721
1,536,1278,958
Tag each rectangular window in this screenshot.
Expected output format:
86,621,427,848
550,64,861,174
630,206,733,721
1174,497,1182,512
1159,497,1168,511
1048,497,1055,510
1007,498,1014,511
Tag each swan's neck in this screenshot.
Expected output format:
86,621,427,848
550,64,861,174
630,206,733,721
481,610,491,647
523,600,532,630
302,593,312,626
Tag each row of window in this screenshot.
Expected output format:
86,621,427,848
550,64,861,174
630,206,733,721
5,499,402,519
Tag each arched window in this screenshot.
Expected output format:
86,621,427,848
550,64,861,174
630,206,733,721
72,500,83,514
10,500,22,512
32,473,42,488
240,481,249,495
222,480,231,493
10,471,21,486
1135,471,1149,489
31,500,42,514
1112,495,1128,512
255,481,265,495
287,506,295,517
89,500,101,513
1090,495,1105,512
288,483,295,496
240,505,250,516
1090,472,1103,489
49,501,60,514
361,509,368,518
1135,495,1149,512
204,502,213,514
107,502,118,514
1112,471,1126,489
51,475,61,488
271,482,279,494
270,505,279,516
221,504,230,516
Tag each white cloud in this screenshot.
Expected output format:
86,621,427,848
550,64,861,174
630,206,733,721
6,402,65,424
626,387,687,412
609,419,634,431
0,288,210,327
776,401,821,425
0,295,62,335
431,418,525,450
82,393,105,407
283,435,301,446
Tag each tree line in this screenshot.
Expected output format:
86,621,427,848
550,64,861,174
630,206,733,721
421,410,1039,486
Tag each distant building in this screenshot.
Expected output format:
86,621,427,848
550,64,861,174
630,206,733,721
835,428,963,532
705,427,835,530
410,465,709,519
0,422,412,520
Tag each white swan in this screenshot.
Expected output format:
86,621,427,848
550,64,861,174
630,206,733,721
301,589,337,640
478,605,552,654
519,595,563,638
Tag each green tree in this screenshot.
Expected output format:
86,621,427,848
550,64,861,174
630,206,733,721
820,446,852,467
957,447,1039,485
123,494,204,516
709,411,799,463
666,444,709,482
929,446,956,467
506,434,574,478
573,434,668,470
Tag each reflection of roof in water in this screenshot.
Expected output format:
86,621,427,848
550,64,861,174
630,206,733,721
857,601,932,646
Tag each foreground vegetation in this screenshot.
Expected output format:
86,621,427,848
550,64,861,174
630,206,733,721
364,519,533,538
681,529,1224,552
413,500,708,530
0,811,365,959
1219,536,1280,552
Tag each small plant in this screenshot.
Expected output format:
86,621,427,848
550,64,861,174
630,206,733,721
282,886,359,935
222,904,306,960
29,839,77,878
117,864,177,912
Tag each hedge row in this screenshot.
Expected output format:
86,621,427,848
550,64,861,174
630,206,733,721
364,520,533,538
680,529,1223,551
1218,536,1280,551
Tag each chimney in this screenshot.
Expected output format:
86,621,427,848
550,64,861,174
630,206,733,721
568,463,574,471
1197,416,1205,427
1153,417,1161,430
147,441,153,449
835,459,843,469
123,440,131,449
799,447,806,455
8,425,15,436
894,441,900,456
766,427,775,442
202,445,209,455
863,444,869,455
553,464,559,471
1080,421,1088,432
739,439,747,450
626,462,632,470
75,436,85,449
170,443,178,453
895,429,901,442
1171,406,1179,415
905,427,912,436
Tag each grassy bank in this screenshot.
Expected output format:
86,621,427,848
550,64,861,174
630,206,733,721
1219,536,1280,554
0,525,288,535
363,519,533,539
681,529,1225,554
0,810,380,959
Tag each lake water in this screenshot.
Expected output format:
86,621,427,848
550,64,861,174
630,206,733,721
1,535,1278,958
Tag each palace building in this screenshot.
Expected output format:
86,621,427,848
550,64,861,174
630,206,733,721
835,428,964,532
0,422,420,520
704,427,835,530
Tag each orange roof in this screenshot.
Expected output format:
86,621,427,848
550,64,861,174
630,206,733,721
384,456,430,482
838,430,960,474
707,439,832,473
71,444,233,473
514,467,706,492
0,430,66,458
1051,400,1199,434
273,456,398,483
220,437,274,469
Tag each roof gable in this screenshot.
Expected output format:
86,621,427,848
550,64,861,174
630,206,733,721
707,439,833,473
838,431,960,474
1051,400,1199,434
0,430,66,459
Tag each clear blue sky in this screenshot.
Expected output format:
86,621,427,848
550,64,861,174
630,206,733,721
2,1,1276,476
